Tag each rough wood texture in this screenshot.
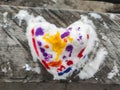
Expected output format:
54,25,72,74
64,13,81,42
0,5,120,84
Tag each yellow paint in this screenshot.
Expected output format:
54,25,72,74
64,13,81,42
68,36,73,42
43,32,67,61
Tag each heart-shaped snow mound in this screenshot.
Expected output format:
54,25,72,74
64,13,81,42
15,10,98,80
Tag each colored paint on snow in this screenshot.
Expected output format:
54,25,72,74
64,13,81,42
67,60,73,66
35,27,44,36
77,48,85,58
32,38,39,56
48,60,62,67
61,31,70,38
66,45,73,57
42,60,50,69
43,32,67,61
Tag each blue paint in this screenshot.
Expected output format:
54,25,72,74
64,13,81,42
58,72,64,76
58,67,72,76
83,55,86,59
73,69,77,73
64,67,71,73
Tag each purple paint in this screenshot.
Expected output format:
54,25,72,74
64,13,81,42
48,54,53,58
77,39,80,41
35,27,44,36
66,45,73,51
68,27,72,31
79,36,82,40
77,36,82,41
43,53,48,57
63,56,66,59
66,45,73,57
45,57,49,61
37,41,42,46
61,31,70,38
40,48,45,53
78,27,80,30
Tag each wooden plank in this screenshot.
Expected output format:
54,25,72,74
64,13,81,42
0,82,120,90
0,5,120,84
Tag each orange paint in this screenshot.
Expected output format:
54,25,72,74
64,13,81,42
64,38,67,42
44,45,49,48
48,60,62,67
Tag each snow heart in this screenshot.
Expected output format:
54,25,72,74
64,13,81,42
15,11,98,80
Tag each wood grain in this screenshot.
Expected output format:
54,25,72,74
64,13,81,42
0,5,120,84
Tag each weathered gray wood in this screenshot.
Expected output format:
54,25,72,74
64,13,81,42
0,5,120,84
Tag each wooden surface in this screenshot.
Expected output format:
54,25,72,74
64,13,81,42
0,5,120,84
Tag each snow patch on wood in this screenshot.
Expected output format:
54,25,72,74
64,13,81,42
78,48,108,79
15,10,108,80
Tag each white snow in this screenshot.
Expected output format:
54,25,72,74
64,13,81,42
3,12,8,23
100,33,109,41
32,66,41,74
103,22,109,29
23,64,32,71
14,10,33,26
78,48,108,79
89,13,102,19
95,78,98,80
109,14,116,20
2,67,7,73
52,0,57,3
107,65,119,79
3,12,8,28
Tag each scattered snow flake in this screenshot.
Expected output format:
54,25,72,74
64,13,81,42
89,13,102,19
107,65,119,79
3,12,8,23
95,78,98,80
32,66,41,74
2,67,7,73
109,14,116,20
23,64,32,71
52,0,57,3
100,33,109,41
103,22,109,29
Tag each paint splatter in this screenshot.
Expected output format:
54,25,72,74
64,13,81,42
37,41,42,46
35,27,44,36
61,31,70,38
77,48,85,58
66,45,73,57
67,60,73,66
42,60,50,69
32,38,39,56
